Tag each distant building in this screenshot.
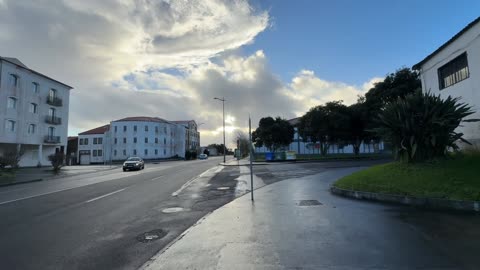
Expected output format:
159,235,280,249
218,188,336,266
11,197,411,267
66,136,78,165
255,117,384,154
0,57,73,167
172,120,200,152
413,17,480,147
77,117,200,164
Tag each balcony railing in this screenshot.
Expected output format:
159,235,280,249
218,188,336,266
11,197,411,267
44,136,60,144
45,116,62,125
47,96,63,106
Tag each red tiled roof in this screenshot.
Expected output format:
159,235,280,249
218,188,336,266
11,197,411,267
171,120,194,123
79,125,110,135
68,136,78,141
114,116,171,123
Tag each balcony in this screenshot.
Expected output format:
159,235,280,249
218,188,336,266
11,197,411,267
44,136,60,144
47,96,63,106
45,116,62,125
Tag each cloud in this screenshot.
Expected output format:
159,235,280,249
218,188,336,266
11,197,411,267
0,1,381,147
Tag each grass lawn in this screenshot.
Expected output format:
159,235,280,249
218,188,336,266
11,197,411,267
0,170,16,185
254,152,389,162
333,153,480,201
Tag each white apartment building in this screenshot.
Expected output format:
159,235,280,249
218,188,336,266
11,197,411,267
172,120,200,152
77,117,196,164
0,57,73,167
413,17,480,147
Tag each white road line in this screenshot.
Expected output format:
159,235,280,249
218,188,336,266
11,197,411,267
0,186,84,206
86,188,126,203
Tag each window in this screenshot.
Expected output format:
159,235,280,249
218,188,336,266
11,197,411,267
48,126,55,137
79,138,83,145
84,138,88,145
29,103,38,113
114,150,117,156
164,138,166,144
5,120,15,132
123,138,126,144
93,150,98,157
145,137,148,143
93,138,98,144
114,138,118,144
144,149,148,155
155,138,158,144
155,126,159,133
164,127,167,133
28,124,36,134
49,89,57,100
32,82,39,94
133,149,137,155
98,138,103,144
9,74,18,87
438,52,469,90
123,126,127,132
134,137,137,143
123,149,126,156
115,126,117,132
7,97,17,109
164,149,166,155
134,125,137,132
145,125,148,132
98,150,103,157
48,108,56,118
155,149,158,155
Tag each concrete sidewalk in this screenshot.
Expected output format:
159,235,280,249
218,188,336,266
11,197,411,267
141,166,474,270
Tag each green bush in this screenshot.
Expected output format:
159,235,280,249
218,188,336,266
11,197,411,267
0,151,24,169
48,152,65,172
375,91,474,163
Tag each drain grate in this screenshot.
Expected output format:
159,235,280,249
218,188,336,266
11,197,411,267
136,229,167,243
297,200,322,206
217,187,230,190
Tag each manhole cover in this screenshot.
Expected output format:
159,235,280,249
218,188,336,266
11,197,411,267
297,200,322,206
136,229,167,243
162,207,184,213
217,187,230,190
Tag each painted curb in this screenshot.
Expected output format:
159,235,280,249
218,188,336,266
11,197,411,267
0,178,43,188
330,186,480,212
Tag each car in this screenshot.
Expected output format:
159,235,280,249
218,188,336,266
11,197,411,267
199,153,208,160
123,157,144,171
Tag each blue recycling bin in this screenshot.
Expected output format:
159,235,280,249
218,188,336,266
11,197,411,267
265,152,274,161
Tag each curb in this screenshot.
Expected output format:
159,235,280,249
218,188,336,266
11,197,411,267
220,157,392,167
330,186,480,213
0,178,43,188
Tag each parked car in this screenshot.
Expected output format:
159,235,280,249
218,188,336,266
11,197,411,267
199,154,208,160
123,157,144,171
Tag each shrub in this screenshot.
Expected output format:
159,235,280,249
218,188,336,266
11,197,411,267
0,151,24,169
375,91,474,163
48,152,65,172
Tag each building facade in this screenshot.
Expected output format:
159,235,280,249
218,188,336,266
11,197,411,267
172,120,200,152
0,57,73,167
77,117,198,164
413,17,480,147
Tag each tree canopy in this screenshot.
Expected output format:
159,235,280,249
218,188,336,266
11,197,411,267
253,117,294,152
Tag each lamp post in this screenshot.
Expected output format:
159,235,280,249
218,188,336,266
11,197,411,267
214,97,226,163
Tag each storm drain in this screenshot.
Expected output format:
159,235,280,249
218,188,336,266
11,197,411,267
136,229,167,243
297,200,322,206
217,187,230,190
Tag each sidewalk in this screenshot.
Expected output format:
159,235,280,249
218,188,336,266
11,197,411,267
142,166,459,270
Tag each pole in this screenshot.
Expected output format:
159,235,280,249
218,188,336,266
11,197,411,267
222,98,226,163
249,115,254,201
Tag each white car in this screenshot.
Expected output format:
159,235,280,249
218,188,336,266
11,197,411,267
199,154,208,160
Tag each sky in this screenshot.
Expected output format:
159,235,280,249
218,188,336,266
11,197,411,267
0,0,479,147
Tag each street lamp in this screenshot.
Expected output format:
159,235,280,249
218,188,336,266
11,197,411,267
214,97,226,163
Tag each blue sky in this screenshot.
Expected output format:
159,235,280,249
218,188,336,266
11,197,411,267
245,0,480,85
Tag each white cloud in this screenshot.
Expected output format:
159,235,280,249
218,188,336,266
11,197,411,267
0,1,382,147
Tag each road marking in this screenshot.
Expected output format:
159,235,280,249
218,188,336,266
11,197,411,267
171,166,223,197
86,188,126,203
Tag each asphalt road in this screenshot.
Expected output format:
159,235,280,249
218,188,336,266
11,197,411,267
0,157,239,270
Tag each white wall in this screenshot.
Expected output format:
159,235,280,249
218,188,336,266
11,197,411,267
77,134,106,164
419,23,480,145
0,59,71,166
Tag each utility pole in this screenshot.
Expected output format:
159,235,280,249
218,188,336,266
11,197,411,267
214,97,226,163
249,115,254,201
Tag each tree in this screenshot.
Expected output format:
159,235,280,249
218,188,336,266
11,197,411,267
48,152,65,172
374,91,474,163
207,144,226,155
346,102,370,155
234,131,251,158
0,149,24,169
253,117,294,152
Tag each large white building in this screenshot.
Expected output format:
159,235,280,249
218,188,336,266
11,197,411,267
172,120,200,152
413,17,480,147
0,57,73,167
77,117,198,164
